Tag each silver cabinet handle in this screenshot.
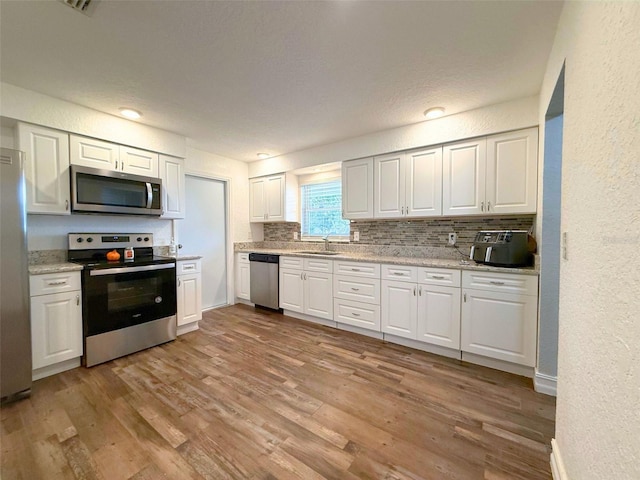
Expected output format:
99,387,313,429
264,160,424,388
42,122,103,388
65,199,69,210
464,293,467,302
413,286,417,296
487,201,491,211
430,275,445,279
351,312,361,317
115,160,118,170
393,272,405,276
418,286,422,296
76,295,80,306
351,287,360,291
481,201,484,212
489,280,505,285
178,278,181,287
351,268,360,272
300,272,304,280
47,280,67,286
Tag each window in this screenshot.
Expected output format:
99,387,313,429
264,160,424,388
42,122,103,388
300,179,350,239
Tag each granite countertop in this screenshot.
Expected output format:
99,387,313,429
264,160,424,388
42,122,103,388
159,254,203,261
29,263,84,275
235,247,539,276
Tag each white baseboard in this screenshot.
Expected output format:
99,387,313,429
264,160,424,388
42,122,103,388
177,321,199,336
383,334,462,360
534,370,558,396
32,357,81,381
550,438,568,480
461,352,534,378
336,323,383,340
282,310,337,328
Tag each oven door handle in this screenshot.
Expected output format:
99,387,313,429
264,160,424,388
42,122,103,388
89,263,175,276
146,182,153,209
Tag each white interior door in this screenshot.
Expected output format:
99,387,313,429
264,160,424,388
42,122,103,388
178,175,227,310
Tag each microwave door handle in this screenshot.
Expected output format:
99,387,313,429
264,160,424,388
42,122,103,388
146,182,153,208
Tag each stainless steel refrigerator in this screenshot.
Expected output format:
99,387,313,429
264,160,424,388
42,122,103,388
0,147,31,401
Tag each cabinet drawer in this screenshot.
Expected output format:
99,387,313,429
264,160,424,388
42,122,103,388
333,261,380,278
418,268,461,287
30,272,81,296
381,264,418,282
237,253,250,263
177,259,201,275
280,256,303,270
462,270,538,296
334,298,381,331
333,275,380,305
303,257,333,273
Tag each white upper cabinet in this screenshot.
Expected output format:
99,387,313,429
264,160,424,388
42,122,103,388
70,135,159,177
249,173,298,222
374,147,442,219
442,138,487,216
486,128,538,214
342,157,374,219
443,128,538,216
17,123,71,215
405,147,443,217
159,154,186,219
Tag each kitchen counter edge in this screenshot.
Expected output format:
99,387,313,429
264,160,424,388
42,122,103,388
235,248,539,276
29,263,84,275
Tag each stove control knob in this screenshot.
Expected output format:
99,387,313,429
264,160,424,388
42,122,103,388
144,237,149,242
86,237,93,243
137,237,142,242
77,237,83,243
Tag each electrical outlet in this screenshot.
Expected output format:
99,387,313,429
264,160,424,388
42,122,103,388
448,232,457,246
353,231,359,242
293,232,298,240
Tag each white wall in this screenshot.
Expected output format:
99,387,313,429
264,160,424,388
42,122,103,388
249,95,539,177
540,3,640,479
1,82,186,158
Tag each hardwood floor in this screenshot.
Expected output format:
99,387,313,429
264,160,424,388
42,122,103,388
1,304,556,479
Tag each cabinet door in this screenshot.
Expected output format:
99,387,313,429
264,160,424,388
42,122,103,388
374,153,405,218
442,139,486,216
342,158,374,219
249,177,266,222
417,284,461,349
31,291,82,369
304,271,333,320
461,288,537,366
265,174,285,221
18,124,71,215
486,128,538,214
236,261,251,300
406,147,442,217
177,273,202,326
69,135,119,170
160,155,186,219
279,268,304,312
381,280,417,339
120,146,159,177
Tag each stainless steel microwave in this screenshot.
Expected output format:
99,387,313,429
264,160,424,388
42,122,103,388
71,165,162,216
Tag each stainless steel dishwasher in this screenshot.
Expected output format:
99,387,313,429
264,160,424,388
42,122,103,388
249,253,281,310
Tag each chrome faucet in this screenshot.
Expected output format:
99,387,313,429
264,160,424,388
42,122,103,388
323,234,331,251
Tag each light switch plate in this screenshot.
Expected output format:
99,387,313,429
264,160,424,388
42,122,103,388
293,232,298,240
353,231,359,242
448,232,457,245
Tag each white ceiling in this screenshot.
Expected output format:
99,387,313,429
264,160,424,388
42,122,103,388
0,1,562,162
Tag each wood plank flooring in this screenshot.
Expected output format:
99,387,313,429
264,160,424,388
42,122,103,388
1,304,556,479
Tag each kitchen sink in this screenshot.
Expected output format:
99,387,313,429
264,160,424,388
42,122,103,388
298,251,341,256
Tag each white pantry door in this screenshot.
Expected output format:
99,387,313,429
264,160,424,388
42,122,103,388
179,175,227,310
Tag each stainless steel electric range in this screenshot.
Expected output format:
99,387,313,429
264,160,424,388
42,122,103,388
68,233,177,367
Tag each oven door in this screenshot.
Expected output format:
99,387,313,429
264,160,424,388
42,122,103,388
83,263,176,336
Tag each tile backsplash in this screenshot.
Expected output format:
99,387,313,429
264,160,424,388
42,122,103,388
263,216,535,248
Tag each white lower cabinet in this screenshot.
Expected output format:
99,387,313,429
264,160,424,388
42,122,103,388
279,257,333,320
177,259,202,333
29,272,82,378
461,271,538,367
417,284,461,349
381,279,418,339
235,253,251,301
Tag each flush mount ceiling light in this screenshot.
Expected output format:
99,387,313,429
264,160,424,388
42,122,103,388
257,153,270,159
423,107,445,119
119,108,142,120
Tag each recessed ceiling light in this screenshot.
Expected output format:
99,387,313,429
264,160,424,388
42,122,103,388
119,108,142,120
257,153,270,159
424,107,445,119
